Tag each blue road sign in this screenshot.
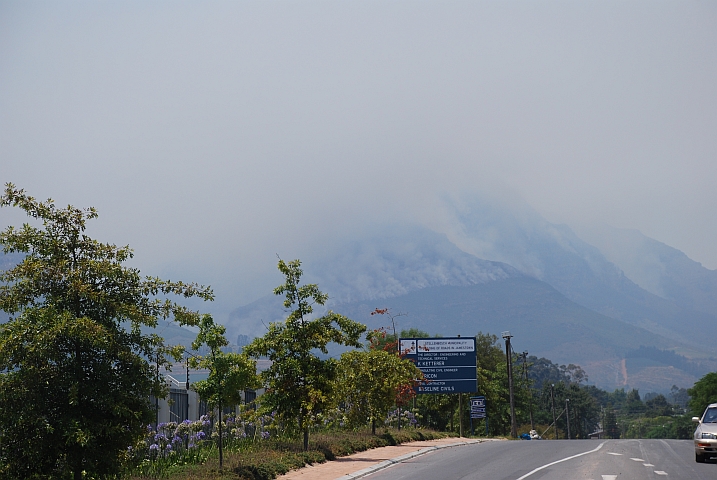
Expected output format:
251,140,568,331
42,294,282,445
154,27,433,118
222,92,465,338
400,337,477,394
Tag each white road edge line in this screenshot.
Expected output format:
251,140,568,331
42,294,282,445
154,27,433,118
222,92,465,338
515,441,606,480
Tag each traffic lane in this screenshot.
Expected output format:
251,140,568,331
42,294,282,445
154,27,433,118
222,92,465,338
364,440,613,480
520,440,662,480
595,439,717,480
363,439,717,480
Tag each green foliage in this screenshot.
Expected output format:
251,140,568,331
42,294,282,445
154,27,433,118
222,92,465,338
604,406,620,438
0,184,213,479
244,259,366,450
620,415,693,439
527,355,588,390
688,372,717,417
189,315,259,410
189,314,259,468
337,348,423,434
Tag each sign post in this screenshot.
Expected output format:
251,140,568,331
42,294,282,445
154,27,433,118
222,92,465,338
470,395,487,436
400,337,477,394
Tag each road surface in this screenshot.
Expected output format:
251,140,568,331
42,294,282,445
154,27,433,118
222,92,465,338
364,439,715,480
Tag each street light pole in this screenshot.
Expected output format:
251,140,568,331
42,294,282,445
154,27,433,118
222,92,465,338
566,398,571,440
550,383,557,440
502,331,517,438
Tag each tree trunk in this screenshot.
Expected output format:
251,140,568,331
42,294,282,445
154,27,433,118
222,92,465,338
218,402,223,468
372,418,376,435
303,427,309,452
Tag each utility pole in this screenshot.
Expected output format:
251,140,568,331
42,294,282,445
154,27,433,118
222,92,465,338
550,384,557,440
522,351,535,431
502,331,517,438
566,398,571,440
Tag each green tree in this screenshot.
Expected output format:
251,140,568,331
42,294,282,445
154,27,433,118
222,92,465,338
645,394,673,417
0,184,213,480
604,405,620,438
337,347,422,434
474,332,518,436
189,314,259,469
624,389,646,415
244,259,366,451
688,372,717,417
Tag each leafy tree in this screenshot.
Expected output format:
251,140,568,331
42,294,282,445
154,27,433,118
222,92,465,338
337,347,422,434
604,405,620,438
473,332,520,436
645,394,673,417
0,184,212,480
688,372,717,417
624,389,646,415
189,314,259,468
669,385,689,411
244,259,366,451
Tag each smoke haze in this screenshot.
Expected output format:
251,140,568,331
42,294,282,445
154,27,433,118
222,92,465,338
2,1,716,317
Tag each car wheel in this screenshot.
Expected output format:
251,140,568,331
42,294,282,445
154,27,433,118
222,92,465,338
696,452,706,463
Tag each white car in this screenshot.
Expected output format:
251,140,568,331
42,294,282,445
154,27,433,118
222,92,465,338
693,403,717,463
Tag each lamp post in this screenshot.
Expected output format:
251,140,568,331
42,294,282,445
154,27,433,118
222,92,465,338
502,331,517,438
566,398,571,440
550,383,557,440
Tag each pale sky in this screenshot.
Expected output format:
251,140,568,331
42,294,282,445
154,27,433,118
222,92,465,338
2,1,716,315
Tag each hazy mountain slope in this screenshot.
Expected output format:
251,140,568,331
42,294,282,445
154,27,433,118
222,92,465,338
307,225,523,304
572,224,717,316
442,196,717,350
230,274,703,391
227,225,524,337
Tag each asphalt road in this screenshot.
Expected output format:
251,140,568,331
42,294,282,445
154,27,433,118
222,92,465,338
364,439,716,480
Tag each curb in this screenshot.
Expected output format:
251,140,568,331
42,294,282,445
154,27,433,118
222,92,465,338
335,439,484,480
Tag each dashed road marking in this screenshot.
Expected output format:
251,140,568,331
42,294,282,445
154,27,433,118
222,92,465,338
601,476,617,480
643,463,654,467
654,471,668,476
630,457,645,462
607,452,622,456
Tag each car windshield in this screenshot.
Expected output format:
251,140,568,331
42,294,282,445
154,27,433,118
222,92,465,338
703,408,717,423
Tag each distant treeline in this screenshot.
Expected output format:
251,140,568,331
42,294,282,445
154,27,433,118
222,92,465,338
626,345,710,377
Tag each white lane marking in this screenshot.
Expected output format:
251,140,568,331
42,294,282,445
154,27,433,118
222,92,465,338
654,471,668,476
630,457,645,462
601,476,617,480
607,452,622,456
643,463,654,467
515,441,606,480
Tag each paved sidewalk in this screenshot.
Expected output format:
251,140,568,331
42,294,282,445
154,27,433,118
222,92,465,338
276,437,487,480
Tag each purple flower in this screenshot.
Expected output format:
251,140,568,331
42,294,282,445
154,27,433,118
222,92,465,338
195,431,206,440
149,444,159,451
261,431,270,439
